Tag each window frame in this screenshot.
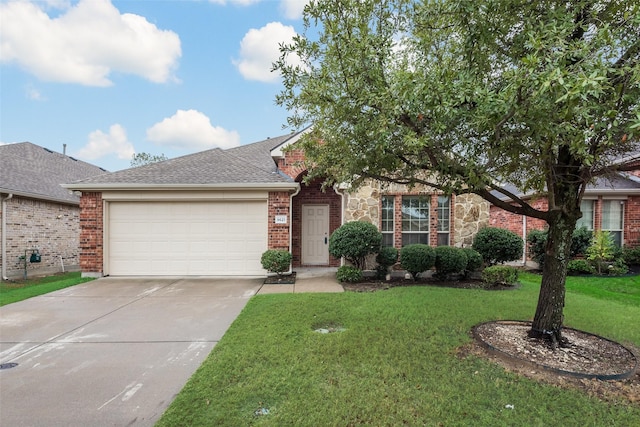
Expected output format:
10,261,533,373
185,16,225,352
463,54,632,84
401,195,430,246
601,199,624,247
381,195,395,247
436,195,450,246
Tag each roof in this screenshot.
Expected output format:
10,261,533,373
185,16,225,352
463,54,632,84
65,132,303,191
0,142,108,204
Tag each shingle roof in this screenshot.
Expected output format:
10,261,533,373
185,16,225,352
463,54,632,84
0,142,108,204
68,132,301,188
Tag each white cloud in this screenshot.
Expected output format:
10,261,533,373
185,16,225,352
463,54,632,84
76,124,135,161
234,21,302,83
146,110,240,150
208,0,262,5
0,0,181,87
280,0,308,19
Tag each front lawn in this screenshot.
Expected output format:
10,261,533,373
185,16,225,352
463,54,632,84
0,272,94,306
157,273,640,426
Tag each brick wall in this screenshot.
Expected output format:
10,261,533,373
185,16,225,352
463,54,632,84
277,148,307,181
291,178,342,267
79,192,103,276
268,191,291,250
1,196,80,279
625,195,640,247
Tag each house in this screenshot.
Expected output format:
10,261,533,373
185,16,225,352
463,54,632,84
65,130,490,277
489,170,640,263
1,142,108,279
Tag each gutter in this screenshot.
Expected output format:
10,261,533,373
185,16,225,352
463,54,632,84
61,182,299,191
2,193,13,280
333,183,349,267
287,185,301,274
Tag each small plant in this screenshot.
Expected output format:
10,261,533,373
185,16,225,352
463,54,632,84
587,230,615,275
329,221,382,270
336,265,363,283
473,227,523,266
461,248,483,272
260,249,292,277
400,244,435,280
376,246,398,279
608,258,629,276
481,265,518,287
566,259,595,275
434,246,468,279
622,245,640,266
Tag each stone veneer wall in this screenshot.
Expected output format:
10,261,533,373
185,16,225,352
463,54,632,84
79,192,103,276
454,193,490,247
1,196,80,279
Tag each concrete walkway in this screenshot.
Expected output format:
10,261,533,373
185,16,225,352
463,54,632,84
0,271,342,426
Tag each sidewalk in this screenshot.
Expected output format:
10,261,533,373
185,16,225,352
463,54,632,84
257,268,344,294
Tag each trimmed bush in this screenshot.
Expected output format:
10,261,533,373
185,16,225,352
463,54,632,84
336,265,363,283
481,265,518,286
434,246,468,278
566,259,595,275
461,248,483,272
400,244,435,280
329,221,382,270
472,227,523,265
571,226,593,258
622,246,640,266
527,226,595,268
376,246,398,279
260,249,292,277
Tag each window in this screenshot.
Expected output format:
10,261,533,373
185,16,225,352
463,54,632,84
381,196,395,247
602,200,624,247
576,200,594,230
437,195,450,246
402,196,430,246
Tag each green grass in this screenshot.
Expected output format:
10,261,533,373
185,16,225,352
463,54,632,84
0,272,94,306
157,274,640,426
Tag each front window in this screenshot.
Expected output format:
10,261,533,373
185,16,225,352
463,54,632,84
402,196,430,246
602,200,624,246
381,196,395,247
437,195,450,246
576,200,594,230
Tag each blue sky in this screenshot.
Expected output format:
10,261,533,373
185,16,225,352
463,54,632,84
0,0,309,172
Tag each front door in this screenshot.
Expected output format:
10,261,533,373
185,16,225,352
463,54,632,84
302,204,329,265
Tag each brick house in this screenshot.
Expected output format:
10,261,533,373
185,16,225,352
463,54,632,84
66,130,489,277
489,171,640,264
1,142,107,279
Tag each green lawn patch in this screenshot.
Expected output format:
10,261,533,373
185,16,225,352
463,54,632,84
157,275,640,426
0,272,94,306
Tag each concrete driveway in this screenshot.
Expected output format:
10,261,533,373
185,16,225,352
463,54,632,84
0,277,262,426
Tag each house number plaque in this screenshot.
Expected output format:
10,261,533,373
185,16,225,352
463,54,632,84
274,215,288,224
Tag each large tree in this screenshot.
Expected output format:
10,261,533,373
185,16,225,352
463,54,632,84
275,0,640,345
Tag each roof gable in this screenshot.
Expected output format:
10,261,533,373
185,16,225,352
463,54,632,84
0,142,107,204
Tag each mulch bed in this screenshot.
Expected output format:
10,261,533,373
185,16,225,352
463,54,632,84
263,272,296,285
342,277,518,292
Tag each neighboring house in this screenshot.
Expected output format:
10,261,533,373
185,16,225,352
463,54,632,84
1,142,107,280
66,130,490,277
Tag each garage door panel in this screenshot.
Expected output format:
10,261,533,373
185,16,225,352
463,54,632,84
108,201,268,276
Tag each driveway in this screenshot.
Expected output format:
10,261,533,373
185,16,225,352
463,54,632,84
0,277,262,426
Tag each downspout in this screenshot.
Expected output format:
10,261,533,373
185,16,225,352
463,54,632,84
522,214,527,266
288,185,301,274
2,193,14,280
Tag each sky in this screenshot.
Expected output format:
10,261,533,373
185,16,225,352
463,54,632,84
0,0,310,172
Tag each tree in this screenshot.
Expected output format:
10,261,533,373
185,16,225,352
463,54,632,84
130,152,168,167
275,0,640,345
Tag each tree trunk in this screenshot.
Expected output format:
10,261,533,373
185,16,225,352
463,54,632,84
528,212,578,348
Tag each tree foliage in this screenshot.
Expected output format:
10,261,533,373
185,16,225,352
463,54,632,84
275,0,639,343
131,152,168,167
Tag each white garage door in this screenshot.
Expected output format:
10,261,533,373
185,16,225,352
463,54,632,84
107,201,267,276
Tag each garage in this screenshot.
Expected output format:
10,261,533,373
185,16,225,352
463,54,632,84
107,200,268,276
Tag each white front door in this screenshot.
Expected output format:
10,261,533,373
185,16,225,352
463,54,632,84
302,204,329,265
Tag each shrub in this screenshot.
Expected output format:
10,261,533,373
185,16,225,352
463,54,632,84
336,265,363,283
608,258,629,276
481,265,519,286
461,248,483,272
622,246,640,266
376,246,398,279
587,230,615,274
260,249,292,277
566,259,595,275
434,246,468,279
472,227,523,265
527,226,595,268
329,221,382,270
400,244,435,280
